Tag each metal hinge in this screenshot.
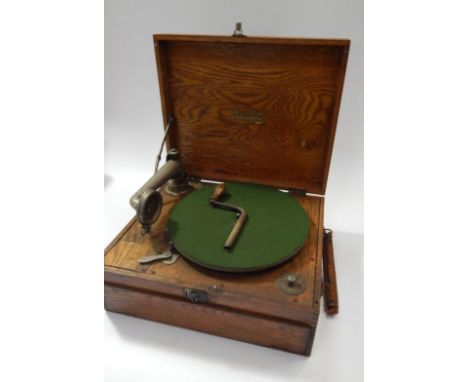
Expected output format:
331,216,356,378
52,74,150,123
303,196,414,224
287,188,307,196
183,288,208,303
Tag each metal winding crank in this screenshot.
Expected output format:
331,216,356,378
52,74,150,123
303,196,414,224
209,183,247,251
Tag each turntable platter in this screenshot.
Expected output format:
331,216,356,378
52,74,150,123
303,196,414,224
167,182,309,272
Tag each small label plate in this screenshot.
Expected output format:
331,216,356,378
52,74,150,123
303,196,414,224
229,110,264,124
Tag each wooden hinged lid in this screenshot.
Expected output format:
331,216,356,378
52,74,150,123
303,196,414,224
154,34,349,195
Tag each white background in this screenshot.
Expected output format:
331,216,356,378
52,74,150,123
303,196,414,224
104,0,363,381
1,1,467,382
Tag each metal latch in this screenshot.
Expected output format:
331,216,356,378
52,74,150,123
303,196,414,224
183,288,208,303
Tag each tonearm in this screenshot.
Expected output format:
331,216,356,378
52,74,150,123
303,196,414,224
129,119,191,233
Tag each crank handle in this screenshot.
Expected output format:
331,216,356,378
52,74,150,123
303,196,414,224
209,183,247,251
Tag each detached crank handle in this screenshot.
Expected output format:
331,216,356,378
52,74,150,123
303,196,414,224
323,229,339,315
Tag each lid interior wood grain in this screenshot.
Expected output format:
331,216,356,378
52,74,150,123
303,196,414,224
154,35,349,194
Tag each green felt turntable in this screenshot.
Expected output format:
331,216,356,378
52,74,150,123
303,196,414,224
167,182,310,272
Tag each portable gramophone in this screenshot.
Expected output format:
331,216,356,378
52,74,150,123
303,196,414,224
105,24,348,355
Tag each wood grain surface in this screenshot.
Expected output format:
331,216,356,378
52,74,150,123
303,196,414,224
105,284,313,355
105,186,324,354
154,34,350,46
154,36,349,194
105,187,323,323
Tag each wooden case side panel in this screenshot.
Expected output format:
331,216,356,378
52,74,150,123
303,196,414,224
320,46,349,193
154,41,177,148
105,284,313,355
313,198,325,315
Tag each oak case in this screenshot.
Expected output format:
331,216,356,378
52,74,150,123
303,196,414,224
104,33,349,355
